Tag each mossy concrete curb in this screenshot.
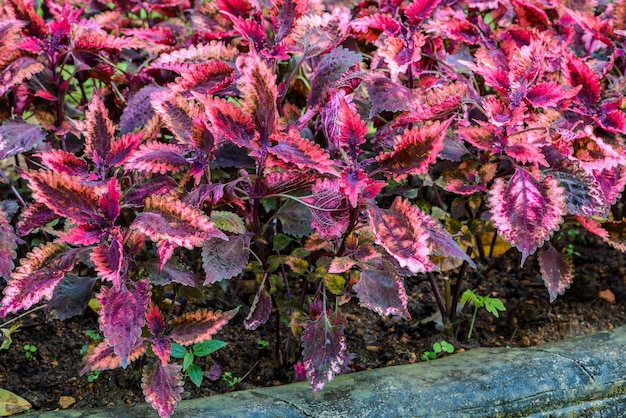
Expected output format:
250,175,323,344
37,326,626,417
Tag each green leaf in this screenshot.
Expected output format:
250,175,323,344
170,343,187,359
484,297,506,318
0,323,21,351
188,364,204,387
460,289,475,304
183,352,194,371
441,341,454,353
433,342,442,353
193,340,228,357
211,211,246,234
273,233,292,252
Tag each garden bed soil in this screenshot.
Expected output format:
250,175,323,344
0,232,625,414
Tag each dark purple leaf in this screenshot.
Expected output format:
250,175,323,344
146,302,165,336
0,207,17,281
364,75,412,118
538,246,573,303
120,85,167,135
16,203,58,236
46,275,97,320
307,46,362,111
202,235,249,284
354,262,410,319
81,339,146,374
244,287,271,330
144,258,200,287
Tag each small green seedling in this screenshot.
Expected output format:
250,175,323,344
171,340,228,387
421,340,455,361
257,339,269,349
461,289,506,339
23,344,37,361
86,370,101,382
221,371,241,388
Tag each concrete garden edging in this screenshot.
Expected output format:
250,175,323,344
37,326,626,417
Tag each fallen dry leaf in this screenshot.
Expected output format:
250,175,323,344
59,396,77,409
599,289,616,304
0,388,31,416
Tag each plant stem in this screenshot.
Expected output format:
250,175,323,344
0,167,26,207
427,272,448,320
468,306,478,339
449,246,473,323
0,305,45,327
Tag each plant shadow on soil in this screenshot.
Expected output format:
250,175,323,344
0,232,624,413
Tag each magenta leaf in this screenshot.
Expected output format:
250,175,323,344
538,246,573,303
81,338,146,374
168,308,238,346
0,119,46,160
202,235,249,285
97,279,151,368
142,362,183,418
91,231,124,289
244,286,271,330
525,82,580,108
488,168,566,265
0,57,44,97
151,337,171,365
173,60,234,95
0,244,81,317
39,150,89,177
302,179,350,239
124,142,188,175
302,310,347,395
593,166,626,210
377,119,451,181
354,261,410,319
564,54,600,108
367,197,435,273
46,275,97,320
0,206,17,280
405,0,441,24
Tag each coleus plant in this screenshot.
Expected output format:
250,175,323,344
0,0,625,416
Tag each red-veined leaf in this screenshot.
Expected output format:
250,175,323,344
367,197,435,273
511,0,549,28
97,279,150,368
151,337,171,365
16,203,58,236
38,149,88,177
336,95,366,158
146,302,165,336
81,338,146,374
237,52,278,143
23,170,103,225
268,130,337,176
168,308,238,346
91,230,124,289
108,132,142,167
202,96,257,148
538,245,573,303
488,168,566,265
593,165,626,209
377,119,451,181
525,82,581,108
172,60,235,95
152,91,198,147
82,94,114,161
405,0,440,24
142,362,183,418
0,243,80,316
125,142,187,175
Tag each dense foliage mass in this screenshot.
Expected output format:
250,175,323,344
0,0,625,415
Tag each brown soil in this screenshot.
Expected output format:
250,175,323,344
0,231,625,414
